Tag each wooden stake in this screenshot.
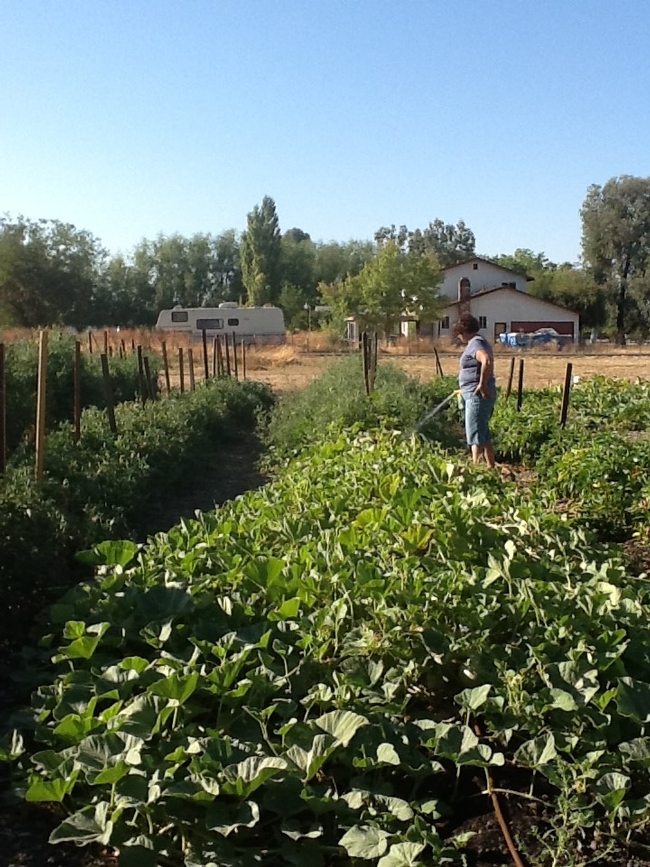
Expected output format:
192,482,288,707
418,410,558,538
0,344,6,476
201,330,209,380
242,340,247,380
88,330,93,355
232,332,239,379
216,336,224,376
505,357,515,401
178,347,185,393
73,340,81,443
370,332,378,392
136,345,147,404
100,353,118,434
103,330,109,356
143,356,154,400
161,341,171,395
560,362,573,428
35,330,48,482
212,337,218,377
188,347,196,391
361,332,371,396
516,358,525,412
434,347,444,378
225,333,231,377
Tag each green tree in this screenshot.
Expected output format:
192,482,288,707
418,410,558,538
313,240,376,286
240,196,282,306
332,241,443,338
493,248,556,275
281,230,317,303
547,266,606,333
375,220,475,266
0,216,106,327
581,175,650,344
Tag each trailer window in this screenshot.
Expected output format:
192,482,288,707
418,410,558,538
171,310,189,323
196,318,224,330
227,318,239,326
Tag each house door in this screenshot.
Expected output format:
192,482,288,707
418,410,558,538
494,322,507,341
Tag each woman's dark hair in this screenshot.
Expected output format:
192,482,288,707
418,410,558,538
452,312,480,338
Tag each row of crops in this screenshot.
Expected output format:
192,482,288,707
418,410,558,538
0,337,275,648
3,355,650,866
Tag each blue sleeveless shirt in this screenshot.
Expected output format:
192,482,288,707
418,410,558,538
459,335,495,396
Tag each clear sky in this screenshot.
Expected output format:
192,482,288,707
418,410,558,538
2,0,649,265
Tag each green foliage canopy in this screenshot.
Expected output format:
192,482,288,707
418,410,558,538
581,175,650,343
240,196,282,306
326,241,444,337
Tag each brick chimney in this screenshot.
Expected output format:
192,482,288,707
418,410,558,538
458,277,471,314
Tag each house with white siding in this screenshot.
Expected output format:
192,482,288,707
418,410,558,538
415,257,579,342
344,256,580,343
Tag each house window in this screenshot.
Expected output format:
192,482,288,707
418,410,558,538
196,318,224,330
227,318,239,326
441,316,450,329
171,310,189,323
472,263,478,270
478,316,487,329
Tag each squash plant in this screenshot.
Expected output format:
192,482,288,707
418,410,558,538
8,431,650,866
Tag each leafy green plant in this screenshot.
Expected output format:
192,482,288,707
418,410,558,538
0,377,274,652
9,430,650,866
263,354,460,458
3,332,159,452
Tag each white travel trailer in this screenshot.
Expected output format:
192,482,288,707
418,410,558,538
155,303,286,344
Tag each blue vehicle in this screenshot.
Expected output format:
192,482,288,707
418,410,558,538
499,328,571,349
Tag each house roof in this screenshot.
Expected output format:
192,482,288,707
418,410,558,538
443,285,579,316
441,256,534,282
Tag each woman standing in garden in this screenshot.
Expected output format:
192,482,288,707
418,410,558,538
453,312,497,467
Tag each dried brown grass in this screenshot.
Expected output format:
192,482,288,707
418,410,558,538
4,327,650,394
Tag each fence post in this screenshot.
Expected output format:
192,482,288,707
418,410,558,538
88,330,93,355
516,358,525,412
241,340,247,380
560,362,573,428
136,346,147,404
35,330,48,482
434,347,444,378
370,332,378,392
361,332,370,396
143,356,155,400
178,347,185,394
188,348,196,391
73,340,82,443
215,336,223,376
201,330,209,380
505,357,515,401
0,343,6,476
100,353,118,434
225,334,232,377
212,337,218,378
232,332,239,379
161,341,171,395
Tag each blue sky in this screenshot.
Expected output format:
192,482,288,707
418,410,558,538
2,0,649,264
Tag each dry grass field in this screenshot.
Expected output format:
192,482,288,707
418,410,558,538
5,327,650,393
163,345,650,394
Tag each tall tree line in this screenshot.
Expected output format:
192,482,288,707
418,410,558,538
3,179,650,337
